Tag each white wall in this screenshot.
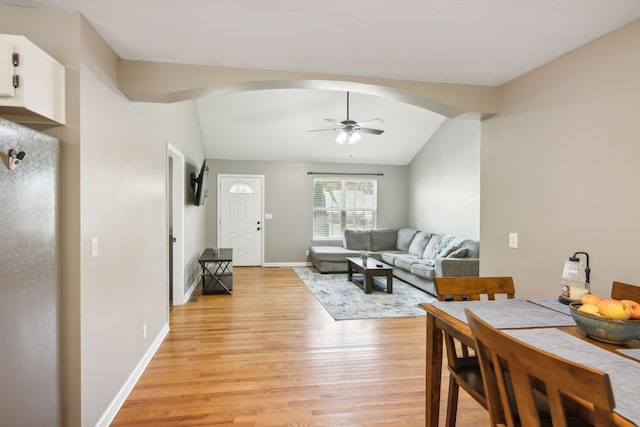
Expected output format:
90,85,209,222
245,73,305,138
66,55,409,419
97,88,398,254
481,19,640,299
408,118,481,239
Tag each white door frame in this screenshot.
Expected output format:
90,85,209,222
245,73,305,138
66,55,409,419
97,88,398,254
217,174,265,266
167,144,186,305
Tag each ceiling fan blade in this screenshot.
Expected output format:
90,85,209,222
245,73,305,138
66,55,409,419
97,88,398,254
357,118,384,126
359,127,384,135
325,118,344,126
307,127,339,132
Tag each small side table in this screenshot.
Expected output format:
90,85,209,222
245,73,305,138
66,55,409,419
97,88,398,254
199,248,233,295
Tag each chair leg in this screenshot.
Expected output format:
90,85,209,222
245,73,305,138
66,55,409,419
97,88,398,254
445,375,459,427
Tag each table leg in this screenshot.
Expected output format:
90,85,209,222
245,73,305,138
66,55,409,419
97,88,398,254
426,313,443,427
347,262,353,282
365,274,372,294
386,270,393,293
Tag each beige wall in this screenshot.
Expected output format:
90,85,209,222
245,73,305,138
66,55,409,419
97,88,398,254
0,6,207,426
133,100,208,293
409,117,481,239
206,160,410,262
481,19,640,299
6,3,640,425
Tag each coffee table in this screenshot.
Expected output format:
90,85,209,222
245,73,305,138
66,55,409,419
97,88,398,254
346,257,394,294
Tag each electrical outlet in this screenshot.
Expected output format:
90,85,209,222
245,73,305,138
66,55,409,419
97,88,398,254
142,324,147,339
305,250,310,256
509,233,518,249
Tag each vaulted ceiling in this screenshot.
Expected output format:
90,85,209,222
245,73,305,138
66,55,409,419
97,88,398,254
4,0,640,164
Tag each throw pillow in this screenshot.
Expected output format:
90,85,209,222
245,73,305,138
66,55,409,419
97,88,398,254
447,248,468,258
433,235,456,257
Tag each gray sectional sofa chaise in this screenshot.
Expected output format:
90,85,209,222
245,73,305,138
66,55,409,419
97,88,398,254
309,228,479,296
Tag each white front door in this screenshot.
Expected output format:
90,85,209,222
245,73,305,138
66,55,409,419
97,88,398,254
218,175,263,266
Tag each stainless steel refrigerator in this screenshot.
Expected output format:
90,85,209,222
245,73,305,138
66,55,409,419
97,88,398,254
0,117,61,426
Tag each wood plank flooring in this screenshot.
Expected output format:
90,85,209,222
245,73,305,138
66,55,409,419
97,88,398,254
111,267,489,426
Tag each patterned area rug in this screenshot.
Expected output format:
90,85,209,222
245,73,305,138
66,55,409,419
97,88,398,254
293,267,437,320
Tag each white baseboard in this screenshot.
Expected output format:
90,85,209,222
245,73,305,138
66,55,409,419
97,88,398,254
262,261,311,268
183,276,199,302
96,323,170,427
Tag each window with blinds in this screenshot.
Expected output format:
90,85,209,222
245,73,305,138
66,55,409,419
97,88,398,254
312,177,377,239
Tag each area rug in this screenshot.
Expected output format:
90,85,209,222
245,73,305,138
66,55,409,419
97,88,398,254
293,267,437,320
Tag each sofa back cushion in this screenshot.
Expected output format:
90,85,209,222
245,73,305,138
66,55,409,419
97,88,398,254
422,234,442,259
396,228,419,251
371,228,398,251
343,229,372,250
408,231,432,256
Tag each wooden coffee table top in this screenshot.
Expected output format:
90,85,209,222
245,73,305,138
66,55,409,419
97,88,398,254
346,257,393,271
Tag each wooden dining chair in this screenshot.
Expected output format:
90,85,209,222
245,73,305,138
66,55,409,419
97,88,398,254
610,281,640,302
434,277,516,427
465,309,617,427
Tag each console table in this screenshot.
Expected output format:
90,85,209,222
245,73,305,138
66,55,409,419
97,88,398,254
198,248,233,295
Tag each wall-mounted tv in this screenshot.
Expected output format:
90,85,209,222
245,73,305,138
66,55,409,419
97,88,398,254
191,160,209,206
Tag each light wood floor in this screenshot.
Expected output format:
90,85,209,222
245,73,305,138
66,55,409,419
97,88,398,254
111,267,489,426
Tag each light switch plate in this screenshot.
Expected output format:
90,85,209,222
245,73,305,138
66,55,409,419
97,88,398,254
508,233,518,249
91,237,99,257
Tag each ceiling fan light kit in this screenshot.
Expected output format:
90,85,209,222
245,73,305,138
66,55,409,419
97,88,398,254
308,92,384,144
336,130,362,144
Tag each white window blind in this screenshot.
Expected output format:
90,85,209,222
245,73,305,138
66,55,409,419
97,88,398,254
312,177,377,239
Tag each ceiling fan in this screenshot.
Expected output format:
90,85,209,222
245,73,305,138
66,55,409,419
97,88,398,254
308,92,384,144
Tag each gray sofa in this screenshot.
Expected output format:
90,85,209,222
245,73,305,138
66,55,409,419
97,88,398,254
309,228,479,296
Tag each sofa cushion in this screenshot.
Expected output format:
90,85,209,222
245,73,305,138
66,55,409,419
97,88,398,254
394,255,422,271
408,231,432,256
422,234,443,259
343,229,372,250
380,251,404,266
310,246,360,262
396,228,419,251
410,262,436,280
371,228,398,251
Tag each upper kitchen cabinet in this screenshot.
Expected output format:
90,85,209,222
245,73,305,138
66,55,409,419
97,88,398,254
0,34,65,125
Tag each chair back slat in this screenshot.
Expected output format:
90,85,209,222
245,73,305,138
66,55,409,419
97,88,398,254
611,281,640,302
433,277,516,427
465,309,617,427
435,277,515,301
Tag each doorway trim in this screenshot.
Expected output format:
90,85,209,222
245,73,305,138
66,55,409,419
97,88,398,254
217,174,265,266
167,143,186,305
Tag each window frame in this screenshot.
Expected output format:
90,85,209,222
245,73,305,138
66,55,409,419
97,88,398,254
312,176,378,240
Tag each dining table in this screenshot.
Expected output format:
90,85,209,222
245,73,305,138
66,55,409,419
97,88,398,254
419,298,640,427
